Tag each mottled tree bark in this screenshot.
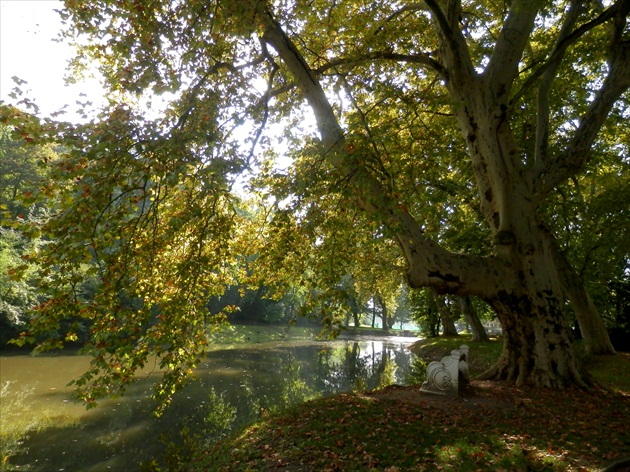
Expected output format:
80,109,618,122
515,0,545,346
476,236,590,387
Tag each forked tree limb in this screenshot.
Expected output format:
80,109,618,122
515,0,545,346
258,7,510,297
534,37,630,198
483,0,541,100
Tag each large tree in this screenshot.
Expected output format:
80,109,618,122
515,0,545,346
3,0,629,402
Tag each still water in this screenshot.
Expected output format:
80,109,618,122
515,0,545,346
1,336,418,471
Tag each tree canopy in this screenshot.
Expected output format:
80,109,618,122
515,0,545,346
1,0,629,405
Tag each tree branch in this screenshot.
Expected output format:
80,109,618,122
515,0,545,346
512,0,626,106
423,0,457,50
371,3,427,37
260,47,446,103
258,8,510,297
424,0,475,88
314,51,446,78
260,12,343,151
248,53,278,167
175,53,267,130
483,0,541,100
534,11,630,197
534,0,583,167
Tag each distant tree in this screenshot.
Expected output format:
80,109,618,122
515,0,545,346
0,228,36,344
609,270,630,351
0,125,56,217
408,288,440,338
432,290,459,336
457,297,489,342
0,126,58,345
392,284,413,330
543,154,629,354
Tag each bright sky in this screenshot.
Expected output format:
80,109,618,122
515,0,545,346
0,0,104,121
0,0,296,173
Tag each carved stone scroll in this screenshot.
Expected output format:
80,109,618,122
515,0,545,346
420,344,469,396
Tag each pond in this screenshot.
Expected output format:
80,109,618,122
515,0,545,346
0,335,419,471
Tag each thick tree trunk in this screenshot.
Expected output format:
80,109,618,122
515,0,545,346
478,246,590,388
481,300,588,388
435,30,591,386
433,290,458,336
458,297,489,342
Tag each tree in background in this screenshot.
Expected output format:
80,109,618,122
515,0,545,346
542,148,629,353
0,228,38,344
0,126,56,344
457,296,490,342
609,272,630,351
408,288,440,338
432,289,459,336
391,284,414,330
1,0,628,403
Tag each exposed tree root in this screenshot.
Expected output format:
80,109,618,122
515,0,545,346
476,360,592,389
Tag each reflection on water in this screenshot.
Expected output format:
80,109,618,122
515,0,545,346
0,337,417,471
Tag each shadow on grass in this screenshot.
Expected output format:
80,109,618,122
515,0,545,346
189,335,630,472
192,382,630,472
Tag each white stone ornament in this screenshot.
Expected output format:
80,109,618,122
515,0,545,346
420,344,469,395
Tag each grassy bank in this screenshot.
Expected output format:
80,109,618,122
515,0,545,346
206,323,320,345
205,323,421,346
181,336,630,472
407,335,503,376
